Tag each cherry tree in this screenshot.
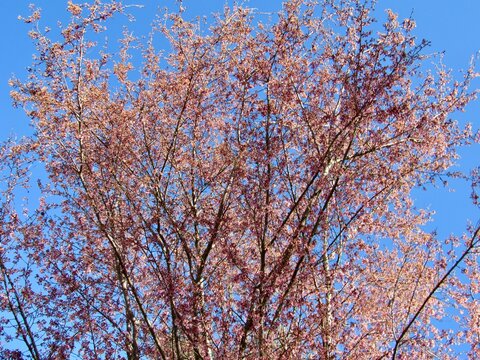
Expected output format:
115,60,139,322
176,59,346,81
1,0,479,358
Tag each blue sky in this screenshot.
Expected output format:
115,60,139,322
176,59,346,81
0,0,479,238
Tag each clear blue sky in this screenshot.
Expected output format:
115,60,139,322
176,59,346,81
0,0,479,238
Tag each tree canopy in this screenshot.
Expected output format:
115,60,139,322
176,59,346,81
1,0,479,358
